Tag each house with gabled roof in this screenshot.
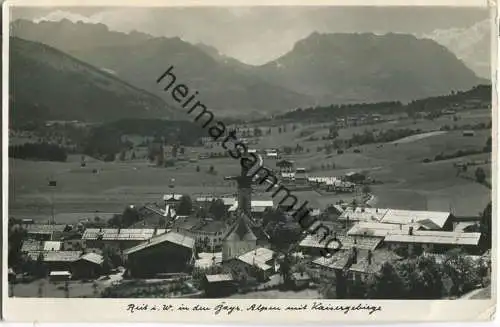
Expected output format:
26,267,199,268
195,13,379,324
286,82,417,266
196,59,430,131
123,232,195,278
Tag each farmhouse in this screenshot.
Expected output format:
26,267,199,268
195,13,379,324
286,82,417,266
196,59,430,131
225,247,277,281
42,251,82,272
72,253,104,279
123,232,195,278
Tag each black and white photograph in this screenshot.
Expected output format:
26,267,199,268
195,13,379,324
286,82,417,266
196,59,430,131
3,1,495,318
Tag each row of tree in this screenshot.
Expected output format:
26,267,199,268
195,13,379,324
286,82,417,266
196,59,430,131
9,142,68,162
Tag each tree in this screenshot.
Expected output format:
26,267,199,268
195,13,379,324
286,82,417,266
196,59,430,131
196,165,200,172
479,202,492,250
279,252,292,287
122,206,140,227
396,256,444,299
442,249,481,296
208,165,215,174
254,128,263,137
475,167,486,184
209,199,226,220
177,195,193,215
362,185,371,195
131,151,136,160
367,262,405,299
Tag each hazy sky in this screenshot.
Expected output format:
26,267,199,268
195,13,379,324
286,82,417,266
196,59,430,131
12,6,490,65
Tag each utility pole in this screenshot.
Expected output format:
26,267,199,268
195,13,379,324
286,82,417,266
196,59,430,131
48,177,57,224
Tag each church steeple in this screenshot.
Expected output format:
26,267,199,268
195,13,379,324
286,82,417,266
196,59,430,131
236,152,253,217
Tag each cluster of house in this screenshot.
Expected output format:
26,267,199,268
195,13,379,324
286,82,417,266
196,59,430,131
276,159,362,192
300,207,486,283
11,151,487,297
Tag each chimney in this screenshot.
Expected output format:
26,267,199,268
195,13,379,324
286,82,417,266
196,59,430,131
368,250,373,265
409,226,413,236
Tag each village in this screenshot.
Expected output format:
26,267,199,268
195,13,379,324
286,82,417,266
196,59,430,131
8,145,492,299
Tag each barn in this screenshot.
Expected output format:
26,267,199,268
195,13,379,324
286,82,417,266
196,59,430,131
123,232,195,278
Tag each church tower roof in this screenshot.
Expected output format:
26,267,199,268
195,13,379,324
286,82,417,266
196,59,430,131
225,213,257,242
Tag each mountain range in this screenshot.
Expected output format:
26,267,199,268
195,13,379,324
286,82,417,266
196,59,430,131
421,19,490,79
10,19,488,121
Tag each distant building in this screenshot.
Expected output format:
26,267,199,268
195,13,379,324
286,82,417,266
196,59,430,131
163,194,183,206
123,232,195,278
462,130,475,137
276,159,294,172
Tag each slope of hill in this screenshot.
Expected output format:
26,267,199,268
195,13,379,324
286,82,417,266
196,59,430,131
256,32,485,105
11,19,313,117
9,37,178,124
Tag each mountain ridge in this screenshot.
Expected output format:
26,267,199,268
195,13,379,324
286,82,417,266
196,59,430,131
11,19,486,117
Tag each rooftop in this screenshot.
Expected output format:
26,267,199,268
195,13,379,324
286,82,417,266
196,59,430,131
339,207,452,229
21,239,43,252
82,228,163,241
25,224,67,234
380,209,451,228
44,251,82,262
384,231,481,246
195,252,223,269
339,207,388,222
205,274,234,283
312,250,352,270
163,194,183,201
349,250,402,274
123,232,195,255
228,200,274,212
43,241,62,251
238,247,275,271
299,234,382,251
78,252,104,265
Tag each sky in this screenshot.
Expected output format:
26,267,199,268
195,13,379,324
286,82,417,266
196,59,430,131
11,6,491,65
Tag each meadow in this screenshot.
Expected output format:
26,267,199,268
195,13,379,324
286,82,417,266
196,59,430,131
9,109,492,223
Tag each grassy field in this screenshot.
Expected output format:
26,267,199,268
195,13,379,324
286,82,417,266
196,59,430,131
9,109,492,223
